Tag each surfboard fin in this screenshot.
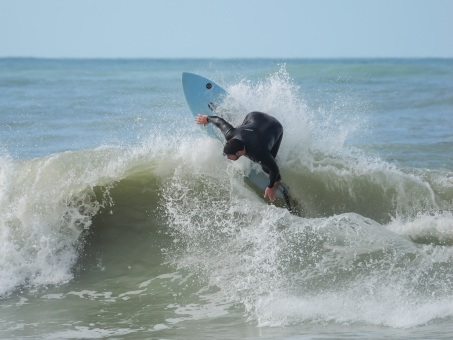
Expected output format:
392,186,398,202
279,182,301,215
208,102,217,112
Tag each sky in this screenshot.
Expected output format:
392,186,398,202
1,0,452,59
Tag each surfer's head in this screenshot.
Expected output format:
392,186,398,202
224,139,245,161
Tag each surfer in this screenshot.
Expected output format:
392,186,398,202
195,111,283,202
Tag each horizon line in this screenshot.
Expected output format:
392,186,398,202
1,56,452,61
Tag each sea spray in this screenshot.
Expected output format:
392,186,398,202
159,67,453,329
1,60,452,338
165,176,453,328
221,67,440,221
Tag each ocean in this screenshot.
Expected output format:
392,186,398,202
0,58,452,339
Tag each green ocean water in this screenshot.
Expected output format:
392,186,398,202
0,58,453,339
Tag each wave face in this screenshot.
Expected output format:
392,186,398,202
1,61,453,335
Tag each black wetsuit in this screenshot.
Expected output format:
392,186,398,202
207,111,283,188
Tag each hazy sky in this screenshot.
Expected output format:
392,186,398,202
1,0,452,58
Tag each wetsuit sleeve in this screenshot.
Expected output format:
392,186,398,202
207,116,234,140
260,153,281,188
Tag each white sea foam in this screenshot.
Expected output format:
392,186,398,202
1,63,453,335
0,147,143,296
160,68,453,329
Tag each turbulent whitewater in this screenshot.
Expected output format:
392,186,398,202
0,58,452,339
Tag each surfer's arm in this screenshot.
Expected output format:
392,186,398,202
260,153,281,189
196,114,234,139
207,116,234,138
262,155,281,202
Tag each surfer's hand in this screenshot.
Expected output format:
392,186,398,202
264,186,277,202
264,181,280,203
195,114,209,126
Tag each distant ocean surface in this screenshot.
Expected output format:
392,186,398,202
1,58,452,339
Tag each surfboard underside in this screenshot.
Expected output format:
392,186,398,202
182,72,296,211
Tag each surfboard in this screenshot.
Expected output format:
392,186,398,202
182,72,295,212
